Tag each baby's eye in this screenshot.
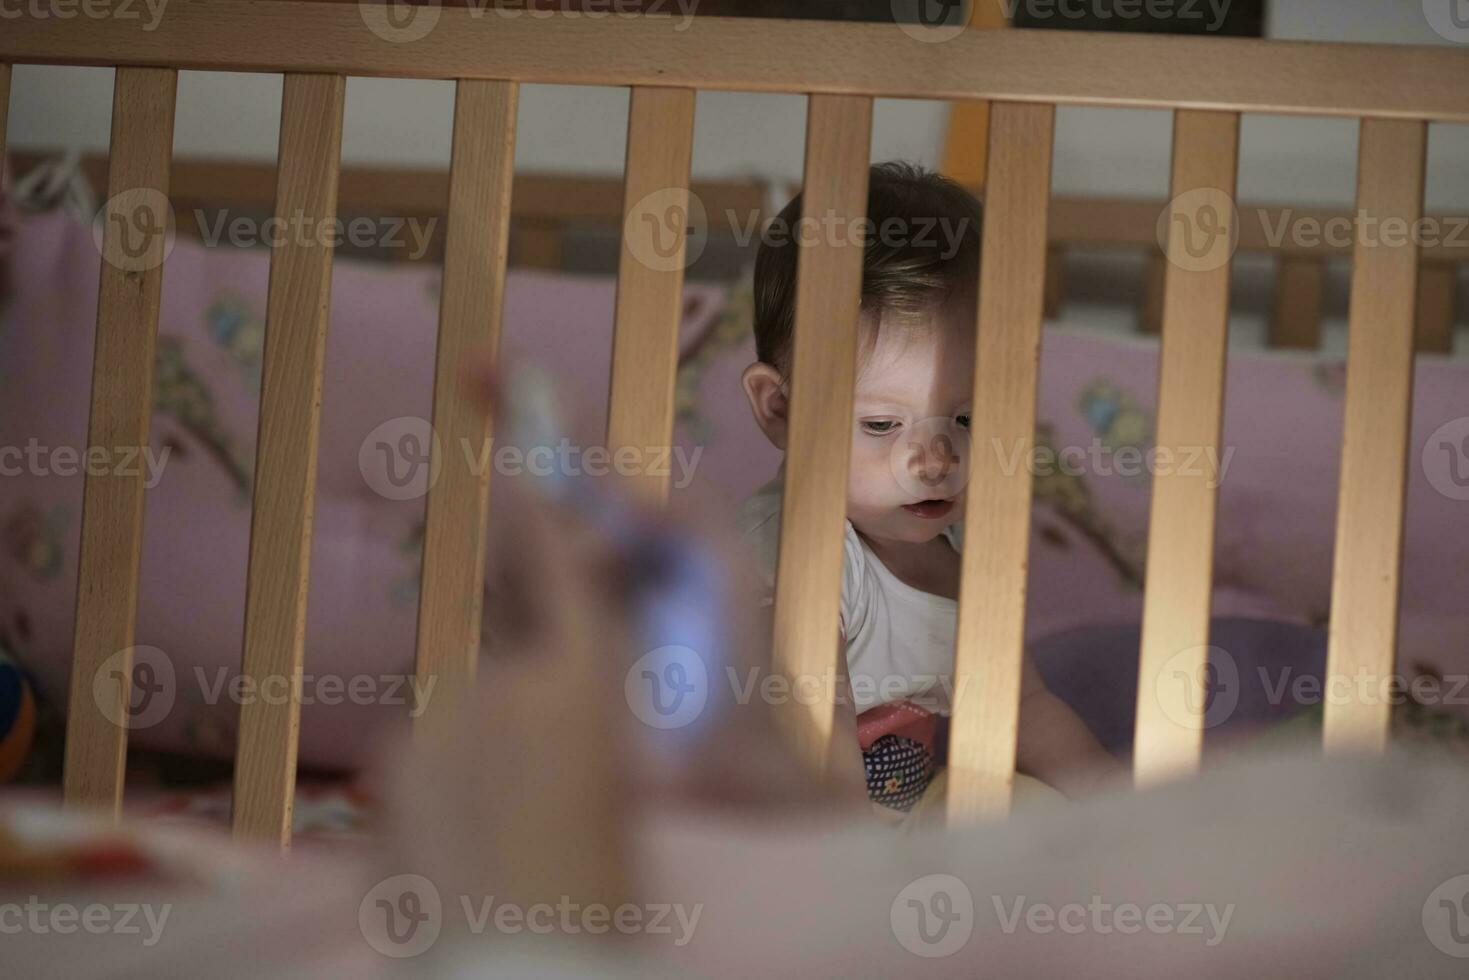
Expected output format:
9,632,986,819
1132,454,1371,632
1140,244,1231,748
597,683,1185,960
860,419,900,436
956,414,971,430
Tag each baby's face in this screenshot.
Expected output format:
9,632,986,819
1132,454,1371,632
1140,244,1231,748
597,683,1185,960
846,302,974,546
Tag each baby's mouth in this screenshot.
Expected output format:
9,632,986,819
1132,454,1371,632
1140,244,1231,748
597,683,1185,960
901,498,954,520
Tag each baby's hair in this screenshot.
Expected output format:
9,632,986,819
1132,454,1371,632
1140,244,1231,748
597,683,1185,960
751,161,984,374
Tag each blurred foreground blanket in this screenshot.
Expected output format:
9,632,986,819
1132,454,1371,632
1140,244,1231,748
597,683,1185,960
4,745,1469,978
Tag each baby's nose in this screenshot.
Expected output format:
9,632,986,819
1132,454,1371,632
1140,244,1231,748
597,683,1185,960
903,419,967,491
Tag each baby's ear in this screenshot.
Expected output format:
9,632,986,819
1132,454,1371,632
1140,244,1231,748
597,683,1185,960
741,361,789,450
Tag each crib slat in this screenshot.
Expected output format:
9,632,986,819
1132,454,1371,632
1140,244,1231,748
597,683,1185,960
1043,245,1065,320
1415,261,1456,355
606,86,697,505
0,65,10,179
61,67,178,817
1133,110,1240,787
771,93,872,775
947,102,1055,822
1141,253,1166,335
231,74,345,845
414,80,519,729
1323,118,1426,753
1270,255,1326,349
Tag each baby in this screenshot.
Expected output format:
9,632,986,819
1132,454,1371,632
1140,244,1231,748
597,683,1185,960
738,162,1122,814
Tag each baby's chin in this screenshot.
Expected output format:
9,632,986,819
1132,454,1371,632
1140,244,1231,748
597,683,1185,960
850,509,955,546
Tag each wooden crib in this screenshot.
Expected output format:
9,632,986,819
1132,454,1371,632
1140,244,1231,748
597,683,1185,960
3,3,1466,845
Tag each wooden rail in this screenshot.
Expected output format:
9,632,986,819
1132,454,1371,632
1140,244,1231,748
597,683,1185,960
4,2,1469,120
947,102,1055,820
230,74,346,844
62,67,177,817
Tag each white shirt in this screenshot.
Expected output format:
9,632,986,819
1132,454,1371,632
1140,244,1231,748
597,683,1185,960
735,474,962,716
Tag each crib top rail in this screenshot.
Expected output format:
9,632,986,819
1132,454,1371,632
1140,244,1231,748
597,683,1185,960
4,0,1469,122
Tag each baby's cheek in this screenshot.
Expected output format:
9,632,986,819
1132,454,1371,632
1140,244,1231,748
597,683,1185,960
845,439,898,513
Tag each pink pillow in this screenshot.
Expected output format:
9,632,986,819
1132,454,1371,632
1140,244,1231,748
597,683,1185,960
675,291,1469,678
0,209,726,769
1021,329,1469,681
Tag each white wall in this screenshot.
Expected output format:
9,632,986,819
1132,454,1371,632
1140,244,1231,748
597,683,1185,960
6,0,1466,209
4,70,951,189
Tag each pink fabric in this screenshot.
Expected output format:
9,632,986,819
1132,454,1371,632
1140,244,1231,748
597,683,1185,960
0,210,725,768
673,312,1469,680
1024,329,1469,676
2,206,1466,770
